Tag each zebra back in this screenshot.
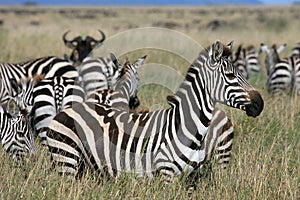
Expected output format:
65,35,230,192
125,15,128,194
0,56,78,104
32,76,85,143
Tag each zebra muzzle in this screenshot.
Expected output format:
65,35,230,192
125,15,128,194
245,90,264,117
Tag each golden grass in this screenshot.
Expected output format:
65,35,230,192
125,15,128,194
0,5,299,200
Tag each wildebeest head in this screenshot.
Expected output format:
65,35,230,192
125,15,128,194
63,30,106,65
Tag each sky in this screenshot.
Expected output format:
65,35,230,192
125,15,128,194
0,0,297,5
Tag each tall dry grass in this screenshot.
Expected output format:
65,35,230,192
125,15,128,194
0,5,299,200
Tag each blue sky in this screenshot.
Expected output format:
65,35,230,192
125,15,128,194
0,0,297,5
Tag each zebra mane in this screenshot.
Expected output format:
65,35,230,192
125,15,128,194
271,44,281,63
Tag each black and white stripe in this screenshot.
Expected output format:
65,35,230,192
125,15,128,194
202,108,234,171
232,44,261,79
263,44,300,95
78,53,122,96
0,56,78,104
260,43,286,75
0,100,36,161
86,56,146,110
291,42,300,58
31,76,85,144
46,41,263,185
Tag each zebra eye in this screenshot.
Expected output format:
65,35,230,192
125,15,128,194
227,73,235,80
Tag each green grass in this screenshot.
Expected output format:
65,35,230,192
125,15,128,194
0,5,299,200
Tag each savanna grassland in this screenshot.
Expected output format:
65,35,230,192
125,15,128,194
0,5,299,200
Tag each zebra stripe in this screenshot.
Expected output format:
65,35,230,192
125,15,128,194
260,43,286,75
78,53,122,96
202,108,234,170
31,76,85,144
244,45,262,77
0,56,78,104
46,41,263,183
291,42,300,57
86,55,147,110
0,101,36,161
266,45,300,96
232,45,261,79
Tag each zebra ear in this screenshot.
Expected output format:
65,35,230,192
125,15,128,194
277,43,286,54
227,41,234,50
10,79,21,97
110,53,119,69
260,43,269,54
212,40,223,62
134,55,147,69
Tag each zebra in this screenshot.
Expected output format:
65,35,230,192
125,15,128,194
46,40,264,187
0,99,36,162
0,56,78,105
244,45,262,77
9,75,45,114
260,43,286,75
264,44,300,96
63,30,106,67
78,53,123,96
86,55,147,111
30,76,85,144
232,44,261,79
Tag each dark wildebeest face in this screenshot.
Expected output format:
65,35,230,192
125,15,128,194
63,30,106,65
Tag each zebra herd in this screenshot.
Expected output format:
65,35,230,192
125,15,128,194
231,41,300,96
0,31,265,190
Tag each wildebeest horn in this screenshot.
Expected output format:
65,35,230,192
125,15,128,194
96,29,106,44
62,30,75,49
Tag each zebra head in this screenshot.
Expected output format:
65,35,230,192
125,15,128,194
10,75,44,114
205,40,263,117
118,55,147,110
63,30,106,65
0,101,36,162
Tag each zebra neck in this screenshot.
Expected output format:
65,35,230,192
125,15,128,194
167,66,215,144
114,78,131,103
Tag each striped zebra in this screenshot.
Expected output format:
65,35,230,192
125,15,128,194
8,74,84,144
46,40,264,186
0,56,78,105
86,55,147,111
260,43,286,75
263,44,300,96
30,76,85,144
0,99,36,162
244,45,262,77
78,53,122,96
9,75,45,114
232,44,261,79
